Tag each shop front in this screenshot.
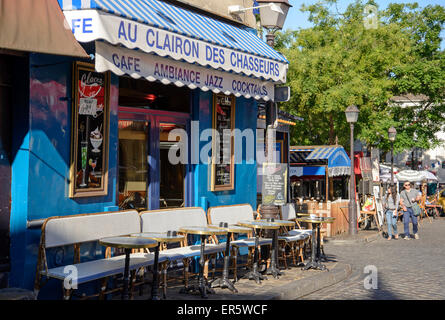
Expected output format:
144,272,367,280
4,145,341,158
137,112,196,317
7,0,288,293
289,145,351,202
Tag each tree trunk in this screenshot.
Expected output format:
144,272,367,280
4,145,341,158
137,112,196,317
329,113,335,145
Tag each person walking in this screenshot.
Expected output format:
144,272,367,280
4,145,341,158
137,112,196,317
384,186,399,240
400,181,421,240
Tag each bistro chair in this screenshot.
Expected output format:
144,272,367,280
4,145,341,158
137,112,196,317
277,203,312,268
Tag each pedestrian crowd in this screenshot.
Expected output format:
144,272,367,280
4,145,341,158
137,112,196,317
383,181,427,240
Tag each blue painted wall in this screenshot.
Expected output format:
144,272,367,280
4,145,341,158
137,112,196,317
9,53,120,292
192,91,258,211
8,54,259,297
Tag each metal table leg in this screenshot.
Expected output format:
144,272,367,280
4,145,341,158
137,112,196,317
266,228,282,278
246,229,267,283
151,244,160,300
122,248,131,300
211,232,238,293
302,224,328,271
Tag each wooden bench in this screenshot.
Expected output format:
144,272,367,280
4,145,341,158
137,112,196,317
34,210,167,300
139,207,226,295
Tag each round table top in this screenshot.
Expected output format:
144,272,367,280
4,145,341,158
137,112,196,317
208,224,252,234
129,232,184,243
237,220,280,230
257,219,296,227
178,226,228,236
296,217,336,224
99,236,158,249
296,213,311,216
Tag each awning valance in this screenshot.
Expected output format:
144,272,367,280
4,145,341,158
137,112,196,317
0,0,88,57
60,0,288,83
95,41,275,100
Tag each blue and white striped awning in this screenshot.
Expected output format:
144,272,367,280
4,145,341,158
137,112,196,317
290,146,351,177
59,0,288,83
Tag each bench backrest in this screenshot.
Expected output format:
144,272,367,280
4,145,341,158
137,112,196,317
281,203,297,220
140,207,207,233
43,210,140,248
207,204,255,225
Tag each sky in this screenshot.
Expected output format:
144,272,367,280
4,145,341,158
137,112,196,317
283,0,445,31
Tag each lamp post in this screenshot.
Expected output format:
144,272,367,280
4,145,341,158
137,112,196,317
345,105,359,235
256,0,292,134
388,126,397,187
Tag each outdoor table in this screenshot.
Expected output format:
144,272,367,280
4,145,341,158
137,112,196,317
425,204,441,218
207,223,252,293
296,217,335,271
99,236,158,300
178,226,227,298
129,232,184,300
257,219,296,277
236,220,280,283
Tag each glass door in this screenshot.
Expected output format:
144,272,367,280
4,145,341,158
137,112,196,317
159,122,185,208
118,120,149,210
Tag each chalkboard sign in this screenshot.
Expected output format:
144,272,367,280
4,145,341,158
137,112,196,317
69,62,110,197
261,163,287,206
211,94,235,191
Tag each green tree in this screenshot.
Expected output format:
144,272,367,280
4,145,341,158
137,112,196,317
277,0,445,155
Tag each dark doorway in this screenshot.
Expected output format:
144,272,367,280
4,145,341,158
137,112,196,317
0,54,13,282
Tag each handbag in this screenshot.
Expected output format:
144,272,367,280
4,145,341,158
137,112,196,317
405,190,421,217
412,203,422,217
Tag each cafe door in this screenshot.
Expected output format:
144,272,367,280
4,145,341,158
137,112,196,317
118,112,191,210
118,120,150,210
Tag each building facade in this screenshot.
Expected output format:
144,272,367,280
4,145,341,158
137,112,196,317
2,0,289,297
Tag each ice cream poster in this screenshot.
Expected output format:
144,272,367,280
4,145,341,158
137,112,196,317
70,62,110,197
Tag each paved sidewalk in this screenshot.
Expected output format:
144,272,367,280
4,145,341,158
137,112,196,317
125,257,351,300
300,217,445,300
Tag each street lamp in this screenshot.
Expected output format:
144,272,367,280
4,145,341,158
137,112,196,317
388,126,397,187
256,0,292,46
345,105,359,235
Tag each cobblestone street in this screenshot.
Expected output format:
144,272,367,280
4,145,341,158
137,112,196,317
300,217,445,300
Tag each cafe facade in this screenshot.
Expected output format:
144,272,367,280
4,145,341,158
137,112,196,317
6,0,288,294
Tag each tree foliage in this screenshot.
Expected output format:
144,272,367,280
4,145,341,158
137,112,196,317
277,0,445,154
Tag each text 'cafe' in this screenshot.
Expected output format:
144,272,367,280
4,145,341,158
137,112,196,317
6,0,288,295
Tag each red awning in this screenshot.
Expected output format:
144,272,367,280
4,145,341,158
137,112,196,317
0,0,88,57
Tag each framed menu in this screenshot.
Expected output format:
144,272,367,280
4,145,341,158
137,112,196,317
261,163,287,206
69,62,110,198
211,93,235,191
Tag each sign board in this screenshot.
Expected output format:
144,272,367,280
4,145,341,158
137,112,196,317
262,163,287,206
63,9,287,83
70,62,109,198
95,41,275,101
371,148,380,182
211,94,235,191
274,86,290,102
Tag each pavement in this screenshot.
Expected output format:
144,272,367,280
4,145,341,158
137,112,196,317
300,216,445,300
121,250,352,301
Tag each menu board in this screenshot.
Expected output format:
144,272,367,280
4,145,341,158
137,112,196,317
69,62,110,197
261,163,288,206
211,94,235,191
